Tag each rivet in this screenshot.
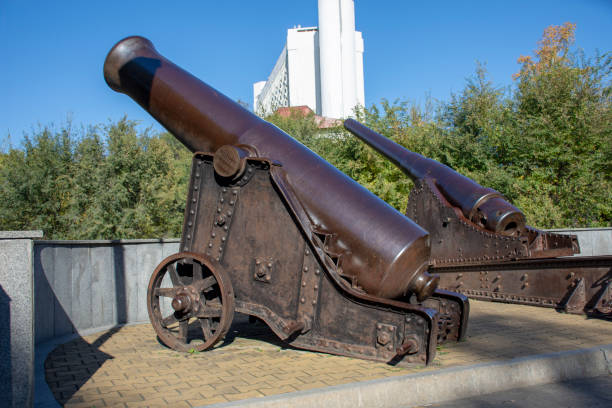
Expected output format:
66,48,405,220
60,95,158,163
312,300,317,305
197,161,202,166
302,281,306,286
267,263,273,268
195,173,200,178
314,284,318,290
186,235,191,239
221,237,226,242
229,200,235,206
194,186,198,190
184,246,189,251
305,249,310,255
232,190,237,195
218,247,223,252
220,198,225,203
217,208,222,212
208,243,213,248
224,226,228,231
377,324,382,329
190,210,195,215
216,257,220,261
188,221,193,227
304,267,309,272
300,297,305,303
222,188,227,193
227,211,232,217
247,168,252,173
315,269,320,275
256,259,261,265
265,276,271,281
211,232,216,238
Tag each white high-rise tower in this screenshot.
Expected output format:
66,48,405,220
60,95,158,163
253,0,365,118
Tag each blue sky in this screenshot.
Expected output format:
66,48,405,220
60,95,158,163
1,0,610,147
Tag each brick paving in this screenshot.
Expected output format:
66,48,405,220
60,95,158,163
44,300,612,407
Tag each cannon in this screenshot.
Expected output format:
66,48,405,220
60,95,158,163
104,36,469,365
345,119,612,318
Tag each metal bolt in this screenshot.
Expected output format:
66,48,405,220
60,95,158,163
315,269,320,275
224,226,228,231
300,297,305,303
195,173,200,178
377,324,382,330
220,198,224,203
312,300,317,305
211,232,216,238
222,188,227,193
217,207,222,213
267,262,272,268
302,281,306,287
304,267,309,272
305,249,310,255
208,243,213,248
221,237,226,242
265,276,271,281
314,284,318,290
229,200,235,206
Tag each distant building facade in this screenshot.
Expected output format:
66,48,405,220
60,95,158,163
253,0,364,119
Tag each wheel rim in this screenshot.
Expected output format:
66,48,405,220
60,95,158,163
147,252,234,352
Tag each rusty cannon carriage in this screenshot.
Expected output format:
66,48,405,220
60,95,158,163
344,120,612,318
104,36,469,366
104,36,609,366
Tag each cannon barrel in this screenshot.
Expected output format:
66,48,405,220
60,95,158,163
104,36,439,301
344,119,526,236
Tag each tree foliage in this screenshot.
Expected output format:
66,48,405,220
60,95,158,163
0,118,191,239
1,23,609,239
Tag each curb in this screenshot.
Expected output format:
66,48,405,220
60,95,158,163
203,344,612,408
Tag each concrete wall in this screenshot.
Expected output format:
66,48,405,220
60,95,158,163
31,228,611,346
1,230,43,408
34,239,179,345
546,227,612,256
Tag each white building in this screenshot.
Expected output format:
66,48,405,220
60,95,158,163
253,0,365,119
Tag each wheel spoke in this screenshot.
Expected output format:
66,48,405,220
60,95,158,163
196,306,222,318
168,263,182,286
177,320,188,343
161,313,178,328
201,275,216,291
192,261,204,281
200,318,213,340
154,287,180,297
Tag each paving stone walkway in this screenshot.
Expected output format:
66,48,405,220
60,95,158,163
44,300,612,407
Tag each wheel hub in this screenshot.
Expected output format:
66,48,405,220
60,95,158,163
171,286,201,314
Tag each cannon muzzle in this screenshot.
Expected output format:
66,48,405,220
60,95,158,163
104,36,439,301
344,119,526,236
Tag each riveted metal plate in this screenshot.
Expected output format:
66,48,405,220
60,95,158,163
205,187,239,262
296,247,322,332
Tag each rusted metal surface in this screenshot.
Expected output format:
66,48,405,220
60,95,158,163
147,252,235,352
344,119,609,319
434,256,612,318
104,36,468,365
104,36,438,301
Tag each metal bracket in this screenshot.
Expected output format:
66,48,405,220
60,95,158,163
375,323,397,352
592,281,611,316
564,277,586,313
253,257,273,283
